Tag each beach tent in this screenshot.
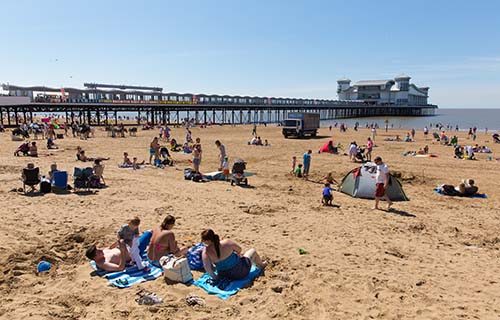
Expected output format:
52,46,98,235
339,163,409,201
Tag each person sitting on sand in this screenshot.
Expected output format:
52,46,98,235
295,164,303,178
28,141,38,157
201,229,266,280
450,135,458,146
255,136,263,146
47,137,58,149
441,179,479,197
404,133,412,142
123,152,133,166
170,139,181,152
249,136,257,145
323,172,337,185
423,145,429,154
147,215,188,266
132,157,144,170
457,179,479,196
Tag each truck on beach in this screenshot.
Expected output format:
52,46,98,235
282,112,320,138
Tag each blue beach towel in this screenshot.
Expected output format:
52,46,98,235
89,258,162,288
434,188,488,199
193,266,262,300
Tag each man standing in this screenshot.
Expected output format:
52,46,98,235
303,150,312,177
215,140,226,171
373,156,393,210
252,124,257,136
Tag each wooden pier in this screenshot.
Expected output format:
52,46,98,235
0,101,437,127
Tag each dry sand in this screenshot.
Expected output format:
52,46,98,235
0,124,499,319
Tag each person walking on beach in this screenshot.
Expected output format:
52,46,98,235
373,156,393,211
215,140,226,171
411,128,416,140
371,127,377,141
252,123,257,136
423,126,429,138
303,150,312,177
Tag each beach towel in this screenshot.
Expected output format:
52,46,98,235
89,258,162,288
193,266,262,300
433,188,487,199
415,154,439,158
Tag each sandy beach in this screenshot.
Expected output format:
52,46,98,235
0,124,499,319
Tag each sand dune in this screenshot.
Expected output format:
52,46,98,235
0,124,498,319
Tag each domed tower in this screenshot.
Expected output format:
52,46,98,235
395,74,411,91
337,77,351,100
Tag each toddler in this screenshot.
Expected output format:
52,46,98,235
117,217,149,271
322,183,334,206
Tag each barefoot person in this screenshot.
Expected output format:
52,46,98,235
85,240,129,272
147,215,187,266
373,156,393,210
149,137,160,164
85,233,152,272
201,229,266,280
215,140,226,171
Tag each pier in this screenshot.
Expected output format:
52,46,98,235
0,83,437,127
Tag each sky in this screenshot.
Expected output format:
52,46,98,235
1,0,499,108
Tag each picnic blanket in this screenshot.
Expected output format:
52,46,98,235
90,259,162,288
193,266,262,300
434,188,488,199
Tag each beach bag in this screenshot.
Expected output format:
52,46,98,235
40,179,52,193
160,255,193,283
184,168,194,180
186,242,205,270
192,173,203,182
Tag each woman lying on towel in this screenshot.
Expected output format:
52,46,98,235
201,229,267,280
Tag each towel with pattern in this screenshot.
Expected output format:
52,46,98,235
90,257,162,288
193,265,262,299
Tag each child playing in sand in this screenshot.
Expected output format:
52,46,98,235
295,164,303,178
117,217,149,271
291,156,297,174
322,183,334,206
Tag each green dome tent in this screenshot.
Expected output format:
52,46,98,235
339,163,409,201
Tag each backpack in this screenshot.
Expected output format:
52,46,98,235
184,168,194,180
186,242,205,270
40,179,52,193
192,173,203,182
159,255,193,283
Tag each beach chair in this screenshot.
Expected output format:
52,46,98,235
22,167,40,194
73,167,93,190
52,171,68,193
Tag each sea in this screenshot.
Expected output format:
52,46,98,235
35,108,499,131
320,109,500,132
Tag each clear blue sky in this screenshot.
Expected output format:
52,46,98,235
1,0,499,108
